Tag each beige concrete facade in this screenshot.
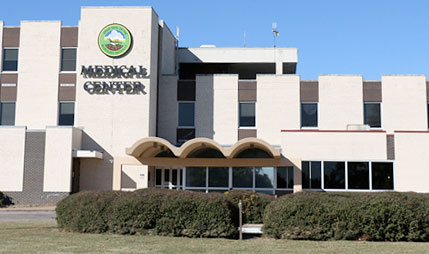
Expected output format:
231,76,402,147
394,132,429,193
382,75,427,132
318,75,364,130
15,21,61,129
43,127,74,192
0,127,26,191
257,75,300,145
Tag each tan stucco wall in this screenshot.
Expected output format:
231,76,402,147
213,75,238,145
394,132,429,192
15,21,61,129
157,75,177,144
382,75,427,132
76,7,160,190
257,75,300,145
0,127,26,191
43,127,73,192
281,131,387,161
318,75,363,130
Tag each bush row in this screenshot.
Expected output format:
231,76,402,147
56,189,272,237
263,191,429,241
0,191,5,207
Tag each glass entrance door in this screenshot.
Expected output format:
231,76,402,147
155,168,183,189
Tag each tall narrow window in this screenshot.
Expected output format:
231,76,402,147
178,102,195,127
2,49,18,71
364,103,381,128
0,102,16,125
302,161,321,189
61,48,77,72
301,103,318,128
239,102,255,127
277,166,294,189
58,102,74,126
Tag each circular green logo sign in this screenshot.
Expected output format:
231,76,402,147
98,24,132,58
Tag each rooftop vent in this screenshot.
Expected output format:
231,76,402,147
200,44,216,48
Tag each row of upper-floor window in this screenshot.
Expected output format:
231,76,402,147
176,101,392,129
1,48,77,72
0,101,74,126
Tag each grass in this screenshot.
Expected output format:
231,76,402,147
1,222,429,254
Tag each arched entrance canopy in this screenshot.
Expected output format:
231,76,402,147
126,137,281,160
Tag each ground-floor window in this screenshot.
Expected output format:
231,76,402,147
155,168,182,189
159,166,295,194
302,160,394,191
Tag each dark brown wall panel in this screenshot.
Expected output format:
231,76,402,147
300,81,318,102
363,81,382,102
1,86,17,101
0,73,18,84
59,73,76,84
2,27,20,47
238,129,257,140
60,27,78,47
58,86,76,101
238,81,256,102
177,80,196,101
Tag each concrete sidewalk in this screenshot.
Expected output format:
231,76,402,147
0,210,56,222
0,205,56,212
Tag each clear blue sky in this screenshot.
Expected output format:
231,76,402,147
1,0,428,80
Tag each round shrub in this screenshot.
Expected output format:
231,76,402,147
56,189,238,238
0,191,5,207
224,190,275,224
263,191,429,241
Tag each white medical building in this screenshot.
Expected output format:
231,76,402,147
0,6,428,204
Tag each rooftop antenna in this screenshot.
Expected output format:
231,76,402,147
244,31,246,47
272,22,279,47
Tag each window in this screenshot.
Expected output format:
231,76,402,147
255,167,274,188
239,102,255,127
186,167,206,187
0,102,16,125
364,103,381,128
177,81,195,101
302,161,321,189
208,167,229,188
301,103,318,128
324,161,345,189
176,128,195,145
277,166,294,189
60,48,77,72
372,162,394,190
233,167,253,188
348,162,369,189
2,49,18,71
58,102,74,126
178,102,195,127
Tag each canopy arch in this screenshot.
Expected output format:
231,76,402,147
227,137,280,159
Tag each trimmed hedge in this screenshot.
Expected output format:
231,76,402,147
224,190,275,224
0,191,5,207
56,189,238,238
263,191,429,241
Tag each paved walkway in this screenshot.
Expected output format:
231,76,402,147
0,208,56,222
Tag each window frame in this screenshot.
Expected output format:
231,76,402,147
177,101,195,128
58,101,75,126
238,101,256,129
2,47,19,73
60,47,77,73
0,101,16,126
300,102,318,129
363,102,382,129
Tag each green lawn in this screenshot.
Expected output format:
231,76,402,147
1,222,429,254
